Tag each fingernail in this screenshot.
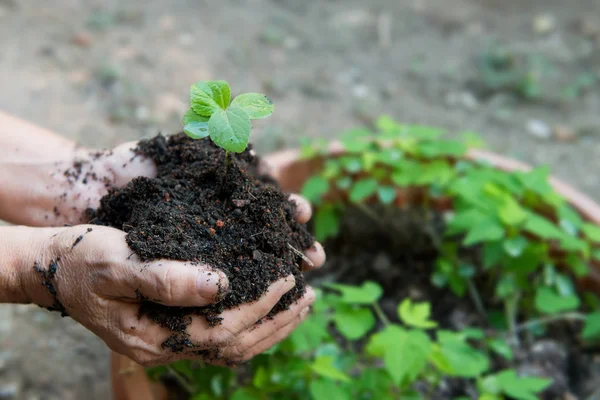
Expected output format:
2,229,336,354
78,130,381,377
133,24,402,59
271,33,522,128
197,269,228,300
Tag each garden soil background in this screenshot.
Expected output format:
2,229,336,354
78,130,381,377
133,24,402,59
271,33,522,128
0,0,599,398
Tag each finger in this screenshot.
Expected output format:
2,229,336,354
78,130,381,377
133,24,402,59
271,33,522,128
119,261,229,307
215,305,311,365
227,287,315,353
288,194,312,224
303,241,326,271
188,275,296,345
103,142,156,187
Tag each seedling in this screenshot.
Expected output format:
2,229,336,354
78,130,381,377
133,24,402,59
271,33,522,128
183,80,274,162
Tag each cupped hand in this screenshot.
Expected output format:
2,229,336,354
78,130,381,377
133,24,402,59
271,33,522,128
20,225,315,366
46,141,325,270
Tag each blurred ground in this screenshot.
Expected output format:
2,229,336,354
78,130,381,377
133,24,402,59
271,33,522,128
1,0,599,398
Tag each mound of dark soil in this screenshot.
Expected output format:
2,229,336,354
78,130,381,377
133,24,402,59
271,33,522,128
88,134,314,350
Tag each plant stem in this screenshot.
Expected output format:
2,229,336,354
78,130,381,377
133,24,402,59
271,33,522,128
166,365,195,394
514,312,586,334
467,278,487,319
504,292,521,345
225,150,231,169
372,302,390,326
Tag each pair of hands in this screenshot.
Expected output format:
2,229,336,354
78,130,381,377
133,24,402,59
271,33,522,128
14,142,325,366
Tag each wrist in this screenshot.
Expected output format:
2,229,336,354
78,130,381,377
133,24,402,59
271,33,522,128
0,226,65,305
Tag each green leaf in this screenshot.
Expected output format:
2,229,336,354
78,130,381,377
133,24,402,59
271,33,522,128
208,106,251,153
367,326,431,386
463,220,505,246
302,176,330,203
534,287,580,314
494,369,552,400
523,213,564,240
431,331,490,378
503,236,528,258
310,356,350,382
487,338,514,360
582,223,600,243
183,110,210,139
287,313,330,354
206,80,231,109
446,209,489,236
498,197,527,226
398,299,438,329
231,93,274,119
229,389,259,400
314,205,339,241
339,129,372,152
483,241,504,269
309,380,349,400
349,179,378,203
190,81,223,116
333,306,376,340
377,186,397,205
582,312,600,340
336,176,352,190
325,281,383,304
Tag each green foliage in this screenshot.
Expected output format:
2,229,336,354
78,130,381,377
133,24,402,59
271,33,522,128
184,80,273,153
479,370,552,400
398,299,438,329
149,116,599,400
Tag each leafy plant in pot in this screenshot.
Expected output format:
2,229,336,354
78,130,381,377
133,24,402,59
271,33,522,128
112,115,600,398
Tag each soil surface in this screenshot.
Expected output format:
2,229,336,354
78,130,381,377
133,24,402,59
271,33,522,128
1,0,600,398
90,134,313,351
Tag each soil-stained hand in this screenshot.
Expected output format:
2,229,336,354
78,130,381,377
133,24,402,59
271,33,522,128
19,225,315,366
44,141,326,269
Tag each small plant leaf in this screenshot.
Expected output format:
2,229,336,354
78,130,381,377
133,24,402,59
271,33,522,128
582,312,600,340
534,287,580,314
208,106,251,153
431,331,490,378
523,213,564,240
325,281,383,304
229,389,259,400
487,338,514,360
183,110,210,139
231,93,274,119
333,306,376,340
398,299,438,329
377,186,397,205
309,380,349,400
503,236,528,258
582,223,600,243
310,356,351,383
494,369,552,400
349,179,378,203
206,80,231,109
314,205,339,241
302,176,330,203
498,197,527,226
463,220,505,246
190,81,223,116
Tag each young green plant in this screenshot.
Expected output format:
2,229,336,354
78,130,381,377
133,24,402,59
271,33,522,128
183,80,274,165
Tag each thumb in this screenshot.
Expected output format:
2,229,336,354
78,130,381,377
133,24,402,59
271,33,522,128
124,260,229,307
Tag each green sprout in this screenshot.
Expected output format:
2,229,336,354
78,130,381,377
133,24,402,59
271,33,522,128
183,80,274,153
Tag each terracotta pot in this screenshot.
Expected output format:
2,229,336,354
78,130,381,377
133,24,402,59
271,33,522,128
111,146,600,399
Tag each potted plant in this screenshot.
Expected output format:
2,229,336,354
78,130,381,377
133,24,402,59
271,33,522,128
108,111,600,398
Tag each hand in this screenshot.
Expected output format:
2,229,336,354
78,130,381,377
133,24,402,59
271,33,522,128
11,224,316,366
38,141,326,270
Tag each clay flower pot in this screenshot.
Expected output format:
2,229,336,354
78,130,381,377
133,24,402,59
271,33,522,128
111,146,600,400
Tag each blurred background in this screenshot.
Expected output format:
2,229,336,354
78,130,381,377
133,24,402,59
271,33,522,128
1,0,599,398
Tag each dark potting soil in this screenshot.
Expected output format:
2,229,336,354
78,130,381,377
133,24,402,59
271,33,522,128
313,206,600,400
88,133,314,350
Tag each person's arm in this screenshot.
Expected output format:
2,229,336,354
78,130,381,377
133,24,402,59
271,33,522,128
0,224,315,366
0,111,85,163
